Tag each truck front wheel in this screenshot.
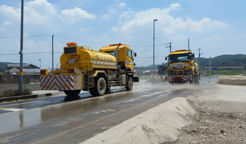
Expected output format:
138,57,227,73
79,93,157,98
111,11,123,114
194,75,199,84
126,77,133,91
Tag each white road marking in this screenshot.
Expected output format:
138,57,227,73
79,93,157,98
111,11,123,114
0,107,25,112
120,91,166,103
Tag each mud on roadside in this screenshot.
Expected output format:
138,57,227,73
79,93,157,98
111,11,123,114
172,82,246,144
173,109,246,144
216,75,246,86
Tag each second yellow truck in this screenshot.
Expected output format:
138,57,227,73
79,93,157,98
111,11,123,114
165,49,200,84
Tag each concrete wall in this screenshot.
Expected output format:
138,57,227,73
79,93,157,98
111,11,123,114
0,83,40,92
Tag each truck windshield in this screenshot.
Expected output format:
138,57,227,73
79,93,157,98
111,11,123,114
105,51,115,56
169,54,190,63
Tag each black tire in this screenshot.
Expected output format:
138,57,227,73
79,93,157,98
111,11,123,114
89,89,97,96
126,77,133,91
190,75,194,84
194,75,199,84
105,87,111,94
95,77,107,96
64,90,81,96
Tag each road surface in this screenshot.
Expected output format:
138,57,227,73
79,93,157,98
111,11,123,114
0,77,217,144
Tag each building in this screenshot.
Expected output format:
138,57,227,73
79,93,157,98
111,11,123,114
7,63,40,75
157,65,167,75
7,63,40,70
7,63,28,69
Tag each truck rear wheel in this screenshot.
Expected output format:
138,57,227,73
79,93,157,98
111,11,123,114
89,77,106,96
126,77,133,91
64,90,81,96
89,90,97,96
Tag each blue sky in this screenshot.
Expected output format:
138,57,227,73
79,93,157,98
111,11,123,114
0,0,245,68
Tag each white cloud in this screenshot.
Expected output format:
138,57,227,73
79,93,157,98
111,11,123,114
202,36,220,41
80,27,95,32
80,27,85,31
112,26,119,32
0,0,56,25
101,8,115,19
119,3,227,35
60,7,95,22
118,3,126,7
169,34,188,40
23,39,49,53
0,21,12,31
102,13,110,19
0,5,20,19
3,21,12,26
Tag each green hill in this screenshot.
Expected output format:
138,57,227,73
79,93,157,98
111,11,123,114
198,54,246,67
137,54,246,68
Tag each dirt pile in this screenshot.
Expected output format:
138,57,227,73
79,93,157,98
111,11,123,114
82,97,197,144
216,75,246,85
174,84,246,143
82,82,246,144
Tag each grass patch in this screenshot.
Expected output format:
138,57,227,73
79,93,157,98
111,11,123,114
0,89,32,98
213,69,243,75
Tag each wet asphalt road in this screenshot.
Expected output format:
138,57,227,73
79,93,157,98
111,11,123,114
0,77,218,144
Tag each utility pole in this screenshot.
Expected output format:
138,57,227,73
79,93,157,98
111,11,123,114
197,48,202,71
52,35,54,71
19,0,24,94
153,19,158,82
188,38,190,50
208,57,212,82
166,42,171,52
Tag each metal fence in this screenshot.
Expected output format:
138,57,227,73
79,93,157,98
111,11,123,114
0,74,41,92
0,74,40,84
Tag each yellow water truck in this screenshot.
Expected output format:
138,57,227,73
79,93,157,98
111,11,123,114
40,42,139,96
165,49,200,84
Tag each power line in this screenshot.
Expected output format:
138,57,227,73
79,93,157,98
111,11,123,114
55,35,108,45
0,52,62,56
166,42,171,52
136,56,165,58
190,32,246,39
136,59,153,65
136,55,166,65
0,34,52,39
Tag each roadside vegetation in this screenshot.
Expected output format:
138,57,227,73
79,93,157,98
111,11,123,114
213,69,244,75
139,75,150,80
201,69,244,76
0,89,31,98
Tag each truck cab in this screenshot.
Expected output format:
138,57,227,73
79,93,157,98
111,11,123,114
166,49,197,75
100,43,136,72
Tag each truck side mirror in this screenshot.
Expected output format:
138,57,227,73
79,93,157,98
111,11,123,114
165,57,167,61
114,50,118,57
134,52,137,57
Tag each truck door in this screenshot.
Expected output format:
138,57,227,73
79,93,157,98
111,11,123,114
126,49,134,72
